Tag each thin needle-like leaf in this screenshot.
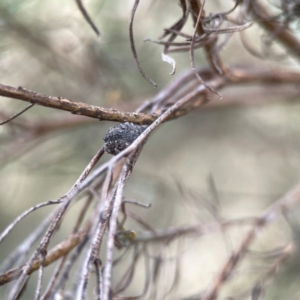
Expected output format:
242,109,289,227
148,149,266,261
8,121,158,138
75,0,100,37
129,0,157,88
189,0,223,99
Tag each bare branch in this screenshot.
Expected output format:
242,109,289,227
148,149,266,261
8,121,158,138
0,83,156,125
202,183,300,300
3,2,300,299
0,226,89,286
102,163,132,300
40,196,93,300
7,147,104,299
1,66,300,129
251,2,300,60
0,208,60,273
34,253,46,300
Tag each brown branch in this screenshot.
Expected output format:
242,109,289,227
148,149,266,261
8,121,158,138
0,83,156,125
0,92,300,290
8,146,105,299
0,225,89,286
188,0,226,74
251,2,300,59
0,210,253,285
1,66,300,128
40,196,93,300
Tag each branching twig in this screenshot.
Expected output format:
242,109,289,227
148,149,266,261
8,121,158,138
250,1,300,60
202,183,300,300
40,196,93,300
1,67,300,127
0,226,89,286
7,147,104,299
2,2,300,299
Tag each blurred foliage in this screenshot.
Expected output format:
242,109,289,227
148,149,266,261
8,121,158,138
1,0,300,299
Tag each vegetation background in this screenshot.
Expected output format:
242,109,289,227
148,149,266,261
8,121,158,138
1,0,300,299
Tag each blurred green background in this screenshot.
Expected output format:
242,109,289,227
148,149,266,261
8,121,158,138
1,0,300,299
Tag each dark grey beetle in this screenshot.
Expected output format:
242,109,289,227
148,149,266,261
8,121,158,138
103,122,147,155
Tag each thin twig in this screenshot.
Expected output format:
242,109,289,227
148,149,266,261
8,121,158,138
0,103,34,125
75,168,114,299
34,252,46,300
202,21,252,34
102,150,142,300
0,226,89,286
114,245,141,294
75,0,100,37
250,243,294,299
129,0,157,88
40,196,93,300
53,234,90,294
0,208,60,273
135,218,257,242
0,199,62,244
201,183,300,300
189,0,223,99
94,258,103,300
8,147,105,299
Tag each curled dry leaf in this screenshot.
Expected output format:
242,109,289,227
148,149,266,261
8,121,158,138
161,52,176,75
